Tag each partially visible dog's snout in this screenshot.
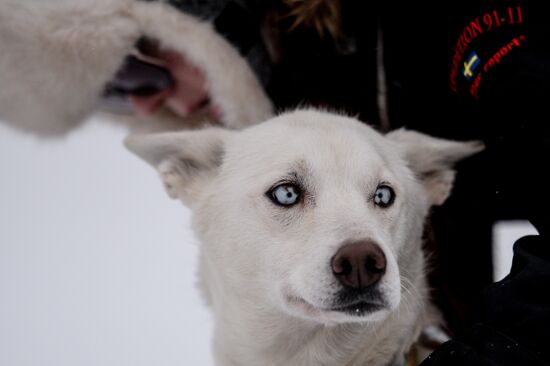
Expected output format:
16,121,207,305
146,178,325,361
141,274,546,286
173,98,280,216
331,241,386,289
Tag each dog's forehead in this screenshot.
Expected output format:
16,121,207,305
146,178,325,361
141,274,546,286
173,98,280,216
225,111,393,172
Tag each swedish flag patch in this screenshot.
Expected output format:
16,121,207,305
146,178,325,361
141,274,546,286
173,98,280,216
463,52,481,81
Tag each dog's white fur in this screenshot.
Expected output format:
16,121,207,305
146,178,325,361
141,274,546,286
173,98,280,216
0,0,272,135
127,109,482,366
1,2,482,363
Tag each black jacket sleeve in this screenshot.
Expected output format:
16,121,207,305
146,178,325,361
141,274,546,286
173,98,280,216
420,233,550,366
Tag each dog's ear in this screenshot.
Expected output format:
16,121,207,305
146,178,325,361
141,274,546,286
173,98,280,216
125,128,234,203
386,129,484,206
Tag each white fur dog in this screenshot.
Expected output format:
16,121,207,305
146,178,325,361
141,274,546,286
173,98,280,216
126,109,482,366
0,0,272,135
1,2,481,364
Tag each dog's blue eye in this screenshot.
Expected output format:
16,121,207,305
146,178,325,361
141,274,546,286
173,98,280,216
269,184,301,206
374,185,395,208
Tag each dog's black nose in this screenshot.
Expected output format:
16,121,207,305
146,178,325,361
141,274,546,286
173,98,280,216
331,241,386,289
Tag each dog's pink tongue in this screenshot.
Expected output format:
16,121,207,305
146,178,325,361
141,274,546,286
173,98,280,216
129,88,173,116
129,48,208,117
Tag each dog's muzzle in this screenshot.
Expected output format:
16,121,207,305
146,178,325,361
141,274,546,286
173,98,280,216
330,240,387,316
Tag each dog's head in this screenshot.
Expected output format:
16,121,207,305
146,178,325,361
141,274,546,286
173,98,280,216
127,110,482,324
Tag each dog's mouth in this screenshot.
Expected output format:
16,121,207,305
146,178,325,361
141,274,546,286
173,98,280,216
329,287,386,316
328,300,384,316
284,290,387,320
102,38,219,119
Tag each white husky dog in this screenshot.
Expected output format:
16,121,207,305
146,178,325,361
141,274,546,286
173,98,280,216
126,109,482,366
0,1,481,363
